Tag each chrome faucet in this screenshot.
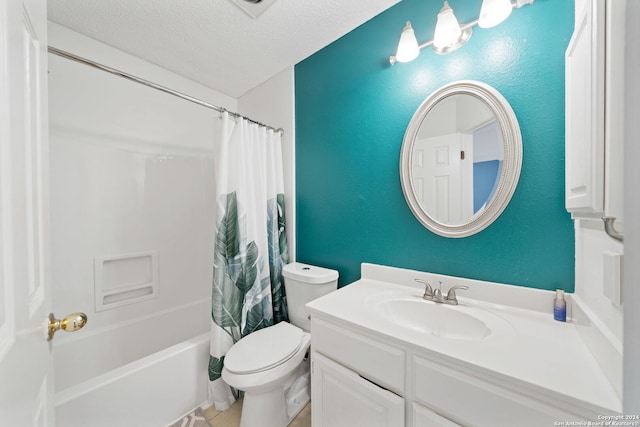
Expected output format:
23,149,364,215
414,279,469,305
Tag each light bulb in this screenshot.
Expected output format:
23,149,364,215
433,2,462,51
395,21,420,63
479,0,513,28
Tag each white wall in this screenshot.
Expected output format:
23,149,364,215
48,23,237,392
238,67,296,260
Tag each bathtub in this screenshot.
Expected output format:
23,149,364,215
55,333,210,427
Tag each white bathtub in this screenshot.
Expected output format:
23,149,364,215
55,333,210,427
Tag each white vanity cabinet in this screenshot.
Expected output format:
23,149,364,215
565,0,624,226
310,315,590,427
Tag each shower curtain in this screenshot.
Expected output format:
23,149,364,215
208,111,290,410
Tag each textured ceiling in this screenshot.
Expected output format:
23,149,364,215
47,0,401,98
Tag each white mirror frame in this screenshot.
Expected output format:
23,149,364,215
400,80,522,238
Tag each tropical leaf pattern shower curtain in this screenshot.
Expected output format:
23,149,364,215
208,112,289,410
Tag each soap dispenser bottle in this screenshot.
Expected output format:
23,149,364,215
553,289,566,322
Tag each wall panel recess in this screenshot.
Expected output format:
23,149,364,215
94,251,158,311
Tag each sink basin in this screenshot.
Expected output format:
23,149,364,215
376,298,490,340
368,292,514,341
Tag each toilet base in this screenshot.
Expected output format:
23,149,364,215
240,387,288,427
238,361,310,427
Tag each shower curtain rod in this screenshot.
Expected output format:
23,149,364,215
47,46,285,134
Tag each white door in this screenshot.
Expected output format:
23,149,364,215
311,352,404,427
413,133,473,225
0,0,54,425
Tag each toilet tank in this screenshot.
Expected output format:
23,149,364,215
282,262,338,331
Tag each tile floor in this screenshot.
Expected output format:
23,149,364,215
203,398,311,427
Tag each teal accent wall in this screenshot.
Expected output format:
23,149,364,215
295,0,575,290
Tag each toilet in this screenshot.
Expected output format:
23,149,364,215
221,262,338,427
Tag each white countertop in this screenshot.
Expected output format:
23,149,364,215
306,264,622,415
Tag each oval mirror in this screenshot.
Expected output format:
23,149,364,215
400,81,522,238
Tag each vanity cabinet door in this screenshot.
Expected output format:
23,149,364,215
311,352,405,427
565,0,605,216
413,403,461,427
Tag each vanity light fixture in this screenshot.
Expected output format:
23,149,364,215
389,0,534,65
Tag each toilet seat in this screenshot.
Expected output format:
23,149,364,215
224,322,304,375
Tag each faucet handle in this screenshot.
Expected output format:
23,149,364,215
445,285,469,305
415,279,433,299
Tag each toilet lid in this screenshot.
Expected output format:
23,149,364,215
224,322,304,375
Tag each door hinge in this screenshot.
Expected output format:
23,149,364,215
460,150,465,160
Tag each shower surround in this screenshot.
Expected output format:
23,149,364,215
48,23,236,424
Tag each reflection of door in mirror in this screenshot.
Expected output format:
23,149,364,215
412,133,473,225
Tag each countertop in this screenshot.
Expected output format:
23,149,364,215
306,264,622,416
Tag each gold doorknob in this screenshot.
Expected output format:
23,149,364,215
47,312,88,341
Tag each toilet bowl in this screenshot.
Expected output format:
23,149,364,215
221,262,338,427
